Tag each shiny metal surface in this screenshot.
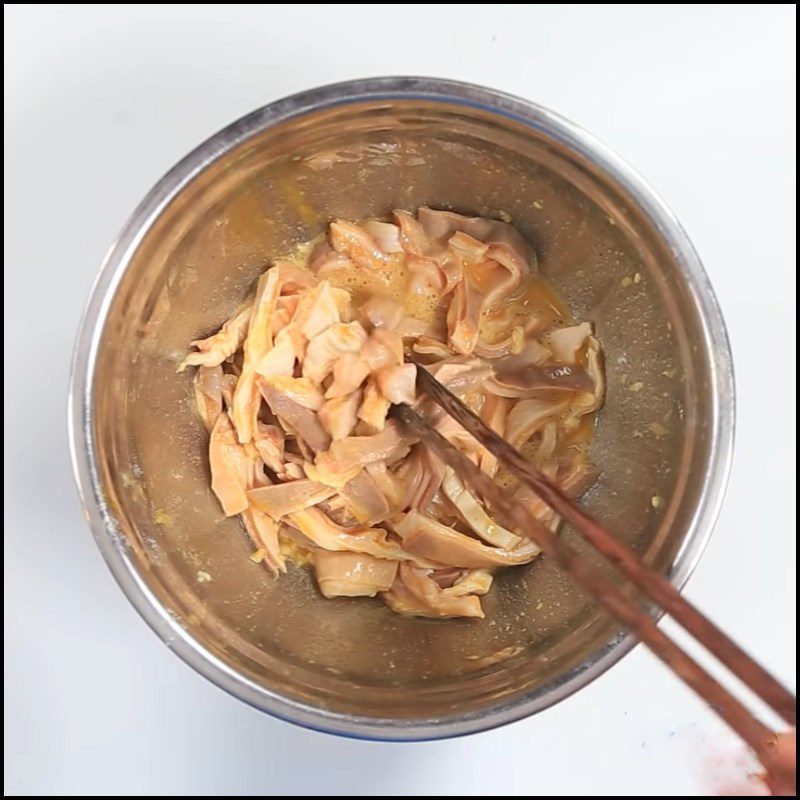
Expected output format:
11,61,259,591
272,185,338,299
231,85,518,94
69,77,734,740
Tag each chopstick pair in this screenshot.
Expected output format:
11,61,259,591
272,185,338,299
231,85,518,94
394,366,795,768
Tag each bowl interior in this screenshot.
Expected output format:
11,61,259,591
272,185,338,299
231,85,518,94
86,92,718,735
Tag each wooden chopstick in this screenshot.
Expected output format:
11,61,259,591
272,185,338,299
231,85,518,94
394,402,777,760
392,371,795,762
415,366,797,728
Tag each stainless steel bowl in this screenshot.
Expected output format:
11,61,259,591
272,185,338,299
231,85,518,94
69,77,734,740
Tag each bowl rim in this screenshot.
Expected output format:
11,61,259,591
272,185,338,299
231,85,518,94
68,76,736,741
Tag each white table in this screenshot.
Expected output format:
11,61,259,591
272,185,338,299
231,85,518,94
5,5,795,796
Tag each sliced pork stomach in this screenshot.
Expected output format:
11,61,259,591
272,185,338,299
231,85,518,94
361,295,405,329
231,268,282,443
406,255,447,295
446,279,482,355
208,413,250,516
548,322,592,363
417,206,534,266
254,423,285,473
178,305,251,372
290,280,342,339
242,506,285,576
361,220,403,254
376,363,417,405
394,510,539,569
260,375,324,410
256,328,297,377
397,446,446,513
360,328,403,371
259,380,331,454
313,551,398,598
181,206,605,619
318,390,362,441
302,322,368,384
357,377,391,432
192,365,224,432
382,562,485,619
248,479,336,519
441,468,520,549
329,220,390,270
310,423,414,488
286,508,428,565
393,209,435,257
361,295,434,337
488,363,594,398
326,352,370,399
339,469,391,525
505,397,569,449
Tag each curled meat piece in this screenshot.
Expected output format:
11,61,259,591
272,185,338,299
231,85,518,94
505,398,569,449
286,508,432,565
313,551,398,598
382,563,485,619
178,305,251,372
329,220,390,270
394,510,540,569
361,220,403,254
242,507,285,576
446,279,483,355
417,206,534,265
548,322,592,363
441,468,520,549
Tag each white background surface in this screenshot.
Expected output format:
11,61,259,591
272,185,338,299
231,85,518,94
4,5,796,796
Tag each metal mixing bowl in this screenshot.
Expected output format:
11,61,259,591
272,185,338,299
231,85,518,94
69,77,734,740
